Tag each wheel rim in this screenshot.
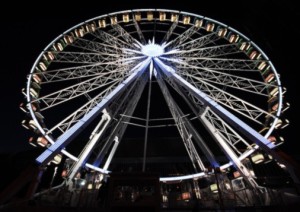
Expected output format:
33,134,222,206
22,9,287,182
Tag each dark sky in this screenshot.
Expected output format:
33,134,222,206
0,1,299,157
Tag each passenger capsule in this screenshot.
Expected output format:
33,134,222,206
75,28,84,38
53,43,64,51
134,12,141,21
183,16,190,25
265,73,275,83
110,16,117,25
194,19,203,28
229,34,239,43
258,61,267,71
239,42,251,51
205,23,215,32
39,62,47,71
171,13,178,22
210,184,218,193
52,154,62,164
147,12,153,21
217,28,227,37
251,152,265,164
98,19,106,28
37,137,48,147
123,13,129,23
159,12,166,21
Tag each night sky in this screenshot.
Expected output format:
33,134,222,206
0,1,299,159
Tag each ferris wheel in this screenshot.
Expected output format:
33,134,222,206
21,9,290,187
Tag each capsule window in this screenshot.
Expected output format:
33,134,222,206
229,34,239,43
37,137,48,147
240,42,251,51
32,74,42,84
206,23,215,32
258,61,267,71
265,73,275,83
249,51,258,59
217,28,227,37
194,19,203,28
98,19,106,28
269,87,279,96
75,28,84,38
85,23,96,33
42,52,54,62
63,35,73,45
53,43,64,51
171,13,178,22
183,16,190,25
29,88,39,98
147,12,153,21
210,184,218,193
134,12,141,21
39,62,47,71
29,120,37,130
159,12,166,21
251,152,264,164
52,154,62,164
123,13,129,23
110,16,117,25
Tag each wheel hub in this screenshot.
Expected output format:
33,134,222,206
141,43,164,57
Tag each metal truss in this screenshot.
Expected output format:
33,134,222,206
176,32,221,50
200,107,264,193
174,63,274,96
159,59,275,125
155,69,206,172
202,108,252,156
161,56,262,72
176,72,274,124
52,51,132,64
90,71,149,167
154,57,276,149
159,74,219,167
93,73,148,168
36,58,151,165
91,28,135,50
34,72,125,111
161,19,178,44
22,9,292,185
132,17,146,44
35,64,125,84
166,25,200,49
169,43,240,58
110,23,141,49
71,38,121,54
66,109,111,186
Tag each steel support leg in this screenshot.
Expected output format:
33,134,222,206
66,110,111,186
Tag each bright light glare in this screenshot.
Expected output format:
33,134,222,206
141,43,164,57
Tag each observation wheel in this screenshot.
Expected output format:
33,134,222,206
21,9,290,186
